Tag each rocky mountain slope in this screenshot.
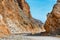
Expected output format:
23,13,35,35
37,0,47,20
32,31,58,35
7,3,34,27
24,0,60,36
43,0,60,35
0,0,45,37
0,0,60,39
17,0,32,18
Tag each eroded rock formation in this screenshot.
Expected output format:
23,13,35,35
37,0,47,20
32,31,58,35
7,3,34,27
44,0,60,35
0,0,45,37
17,0,32,18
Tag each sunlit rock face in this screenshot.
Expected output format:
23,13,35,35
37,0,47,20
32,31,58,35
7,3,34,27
17,0,32,18
0,0,44,37
44,0,60,35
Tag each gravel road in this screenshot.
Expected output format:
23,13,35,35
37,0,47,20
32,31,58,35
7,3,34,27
0,34,60,40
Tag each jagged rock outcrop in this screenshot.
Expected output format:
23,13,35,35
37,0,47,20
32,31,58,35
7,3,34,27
44,0,60,35
17,0,32,18
0,0,45,37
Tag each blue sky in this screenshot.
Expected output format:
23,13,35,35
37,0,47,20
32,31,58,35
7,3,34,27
26,0,57,23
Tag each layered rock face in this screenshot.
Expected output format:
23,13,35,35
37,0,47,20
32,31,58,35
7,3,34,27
44,0,60,35
17,0,32,18
0,0,45,37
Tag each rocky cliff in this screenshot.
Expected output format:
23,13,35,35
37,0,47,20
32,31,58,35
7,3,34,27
0,0,45,37
44,0,60,35
17,0,32,18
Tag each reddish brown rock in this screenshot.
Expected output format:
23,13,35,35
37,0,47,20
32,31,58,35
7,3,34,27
17,0,32,18
44,0,60,35
0,0,45,37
